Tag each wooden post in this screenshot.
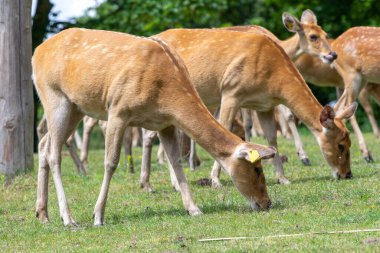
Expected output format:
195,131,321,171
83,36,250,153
0,0,34,179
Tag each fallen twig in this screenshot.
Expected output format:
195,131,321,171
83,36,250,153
199,228,380,242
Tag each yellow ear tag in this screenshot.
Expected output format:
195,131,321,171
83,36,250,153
248,150,260,163
287,22,294,30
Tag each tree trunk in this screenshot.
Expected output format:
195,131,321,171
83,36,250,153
0,0,34,180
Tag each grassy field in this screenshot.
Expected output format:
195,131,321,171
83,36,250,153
1,132,380,252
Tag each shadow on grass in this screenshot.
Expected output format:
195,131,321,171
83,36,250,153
104,199,286,225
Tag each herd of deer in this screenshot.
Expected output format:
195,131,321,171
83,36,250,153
32,9,379,226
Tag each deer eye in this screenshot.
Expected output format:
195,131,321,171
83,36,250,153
309,34,318,41
338,144,345,153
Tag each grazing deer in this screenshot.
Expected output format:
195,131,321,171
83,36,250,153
295,33,380,162
32,28,276,226
223,9,337,166
139,28,356,191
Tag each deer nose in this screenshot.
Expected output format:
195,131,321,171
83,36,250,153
330,51,338,60
345,171,353,179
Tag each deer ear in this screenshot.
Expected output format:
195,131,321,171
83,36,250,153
235,144,276,163
335,102,357,120
301,9,317,25
320,105,335,129
282,12,302,32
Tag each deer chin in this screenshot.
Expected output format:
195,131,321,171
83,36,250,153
332,170,340,180
250,201,261,211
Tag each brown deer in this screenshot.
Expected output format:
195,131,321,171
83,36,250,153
139,27,356,191
32,28,276,226
295,32,380,162
222,10,337,166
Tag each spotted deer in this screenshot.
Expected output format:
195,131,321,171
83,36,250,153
32,28,276,226
138,28,356,192
296,30,380,162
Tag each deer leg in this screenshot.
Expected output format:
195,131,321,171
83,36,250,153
350,115,373,162
359,87,380,138
276,106,292,139
252,111,264,137
210,98,238,188
241,108,253,141
140,129,158,192
278,105,310,166
257,110,290,184
156,142,166,165
74,130,82,150
66,134,86,175
189,139,198,171
123,127,134,173
44,98,84,226
93,116,126,226
159,126,202,216
80,116,98,170
36,134,50,223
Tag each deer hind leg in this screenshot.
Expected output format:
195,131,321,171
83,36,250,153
123,127,134,173
210,98,238,188
278,105,310,166
159,126,202,216
257,110,290,185
156,142,166,165
241,108,253,140
66,134,86,175
93,115,126,226
80,116,98,170
43,97,84,226
275,106,292,139
139,129,158,192
350,114,373,162
36,133,50,223
359,85,380,138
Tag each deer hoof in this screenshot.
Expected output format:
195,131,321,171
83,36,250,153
364,154,374,163
301,158,311,166
278,177,291,185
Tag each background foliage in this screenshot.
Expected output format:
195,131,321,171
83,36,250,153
33,0,380,137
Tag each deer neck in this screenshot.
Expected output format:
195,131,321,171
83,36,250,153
169,101,242,169
280,34,303,60
277,76,324,136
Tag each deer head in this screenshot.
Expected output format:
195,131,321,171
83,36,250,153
318,103,357,179
282,9,337,63
228,143,276,211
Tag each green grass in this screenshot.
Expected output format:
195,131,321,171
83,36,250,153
1,132,380,252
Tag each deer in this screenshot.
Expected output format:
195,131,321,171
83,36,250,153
295,29,380,162
221,10,337,167
138,27,356,192
140,10,343,190
32,28,276,226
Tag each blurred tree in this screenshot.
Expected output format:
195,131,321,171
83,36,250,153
1,0,34,179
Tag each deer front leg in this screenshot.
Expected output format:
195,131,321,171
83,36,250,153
140,129,158,192
80,116,98,170
257,110,290,185
358,87,380,138
159,126,202,216
278,105,311,166
210,98,238,188
93,116,126,226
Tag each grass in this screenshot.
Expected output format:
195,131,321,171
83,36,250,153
1,132,380,252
